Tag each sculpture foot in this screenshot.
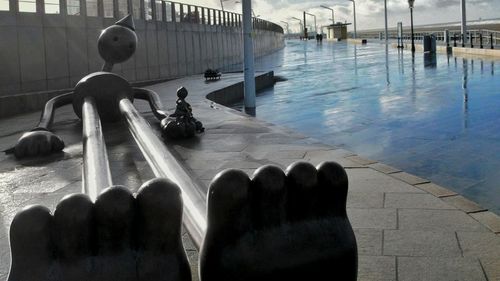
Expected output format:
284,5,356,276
8,179,191,281
200,162,358,281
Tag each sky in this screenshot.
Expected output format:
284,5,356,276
1,0,499,32
172,0,500,32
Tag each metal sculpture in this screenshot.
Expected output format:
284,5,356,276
6,14,358,281
7,15,203,159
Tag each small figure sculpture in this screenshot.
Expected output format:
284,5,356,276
6,14,203,159
161,87,205,139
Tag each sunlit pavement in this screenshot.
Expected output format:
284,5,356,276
0,67,499,280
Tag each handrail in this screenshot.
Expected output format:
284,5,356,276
0,0,283,34
162,1,283,33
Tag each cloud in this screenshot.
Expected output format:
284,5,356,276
164,0,500,31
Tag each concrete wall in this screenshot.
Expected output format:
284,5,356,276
0,12,284,97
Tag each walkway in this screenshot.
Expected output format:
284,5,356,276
0,73,499,280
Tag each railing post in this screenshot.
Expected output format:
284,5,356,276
454,34,457,47
491,33,494,49
470,32,474,48
480,33,483,49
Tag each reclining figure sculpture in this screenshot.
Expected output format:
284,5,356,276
7,15,203,159
7,15,358,281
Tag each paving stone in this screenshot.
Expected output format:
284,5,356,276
264,150,307,160
347,208,397,230
357,255,396,281
456,231,500,259
345,155,378,165
398,257,487,281
480,257,500,281
398,209,489,232
347,192,384,209
353,229,383,256
470,211,500,233
390,172,430,185
384,230,461,257
414,182,458,198
367,162,401,174
384,193,455,210
347,168,425,194
442,195,488,213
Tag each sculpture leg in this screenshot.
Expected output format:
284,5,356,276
8,92,74,158
81,96,113,200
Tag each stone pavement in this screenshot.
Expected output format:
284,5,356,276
0,73,499,280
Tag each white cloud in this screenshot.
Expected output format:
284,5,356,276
146,0,500,32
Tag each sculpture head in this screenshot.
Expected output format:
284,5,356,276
177,87,188,100
98,15,137,64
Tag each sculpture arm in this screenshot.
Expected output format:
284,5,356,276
133,88,169,121
36,92,74,130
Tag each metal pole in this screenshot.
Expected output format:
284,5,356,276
410,7,415,52
119,98,207,248
82,97,113,201
461,0,467,44
242,0,256,114
384,0,388,41
352,0,357,39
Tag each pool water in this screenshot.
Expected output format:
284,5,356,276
236,40,500,214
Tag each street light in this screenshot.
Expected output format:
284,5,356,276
291,16,303,33
304,12,317,34
281,20,290,34
408,0,415,52
320,5,334,25
461,0,467,45
384,0,388,41
348,0,356,39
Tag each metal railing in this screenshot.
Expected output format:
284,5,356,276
357,29,499,49
1,0,283,33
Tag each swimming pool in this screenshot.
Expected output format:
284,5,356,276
237,40,500,214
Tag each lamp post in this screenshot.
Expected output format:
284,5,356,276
408,0,415,52
320,5,334,25
348,0,356,39
461,0,467,44
242,0,255,114
291,17,303,35
384,0,388,41
281,20,289,35
304,12,317,34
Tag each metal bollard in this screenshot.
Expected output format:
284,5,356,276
462,33,465,47
491,34,495,49
480,33,483,49
470,33,474,48
454,34,457,47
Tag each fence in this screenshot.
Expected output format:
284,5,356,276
356,29,499,49
0,0,283,33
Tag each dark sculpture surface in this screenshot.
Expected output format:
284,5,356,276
161,87,205,139
199,161,358,281
8,178,192,281
7,14,203,159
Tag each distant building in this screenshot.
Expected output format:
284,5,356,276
326,22,351,40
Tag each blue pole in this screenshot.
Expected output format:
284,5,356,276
242,0,256,114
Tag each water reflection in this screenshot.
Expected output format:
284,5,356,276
462,58,469,130
423,52,437,68
398,48,405,75
385,44,390,85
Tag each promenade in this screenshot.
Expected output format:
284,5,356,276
0,73,499,280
